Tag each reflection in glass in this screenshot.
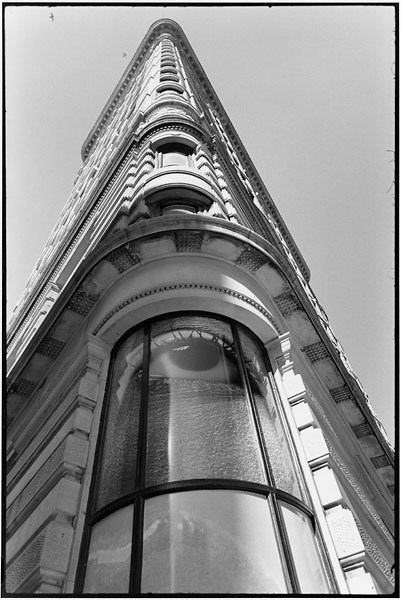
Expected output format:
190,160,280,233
84,505,133,594
96,330,143,510
85,314,331,595
238,328,303,500
142,490,287,594
280,502,330,593
146,316,266,485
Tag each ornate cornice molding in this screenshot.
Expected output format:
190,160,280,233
328,444,393,543
92,282,282,336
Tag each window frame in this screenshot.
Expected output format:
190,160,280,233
75,311,334,595
156,141,194,168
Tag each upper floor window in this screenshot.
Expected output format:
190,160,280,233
157,142,193,168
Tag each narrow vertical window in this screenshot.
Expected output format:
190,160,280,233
238,327,304,500
280,502,330,593
83,505,134,594
95,329,144,510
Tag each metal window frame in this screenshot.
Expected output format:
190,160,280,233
74,311,332,595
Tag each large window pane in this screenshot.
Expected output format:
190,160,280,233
280,502,330,593
146,316,266,485
84,505,133,593
238,328,304,500
96,330,143,510
142,490,287,594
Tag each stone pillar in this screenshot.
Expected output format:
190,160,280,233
266,333,375,594
63,334,111,593
5,334,111,594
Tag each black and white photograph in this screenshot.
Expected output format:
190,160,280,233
4,4,396,596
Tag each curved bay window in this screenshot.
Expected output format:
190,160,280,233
77,314,332,594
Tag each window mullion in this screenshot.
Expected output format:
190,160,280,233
136,322,151,489
130,322,151,593
129,496,145,594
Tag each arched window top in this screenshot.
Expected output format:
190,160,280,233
77,313,331,595
94,313,305,509
149,326,240,383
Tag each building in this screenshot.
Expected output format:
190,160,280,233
5,18,395,595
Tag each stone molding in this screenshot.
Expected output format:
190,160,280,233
62,334,112,593
7,218,286,383
269,333,391,593
136,119,210,151
92,282,282,337
6,440,68,533
266,333,350,593
355,520,395,586
7,336,110,494
208,105,309,280
7,381,81,493
5,521,74,594
328,445,393,544
284,363,394,547
5,334,111,595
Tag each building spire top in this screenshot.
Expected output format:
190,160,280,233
81,19,189,161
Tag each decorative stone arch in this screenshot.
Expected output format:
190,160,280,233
6,217,298,424
149,130,199,152
89,259,282,349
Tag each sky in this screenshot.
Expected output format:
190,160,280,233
5,4,395,443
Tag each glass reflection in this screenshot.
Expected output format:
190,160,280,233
84,505,133,594
146,317,266,485
238,328,303,500
82,315,331,595
96,330,143,510
142,490,287,593
280,502,330,593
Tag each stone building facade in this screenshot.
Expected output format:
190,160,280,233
5,19,395,595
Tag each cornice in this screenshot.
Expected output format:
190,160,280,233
92,283,283,337
6,216,296,386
